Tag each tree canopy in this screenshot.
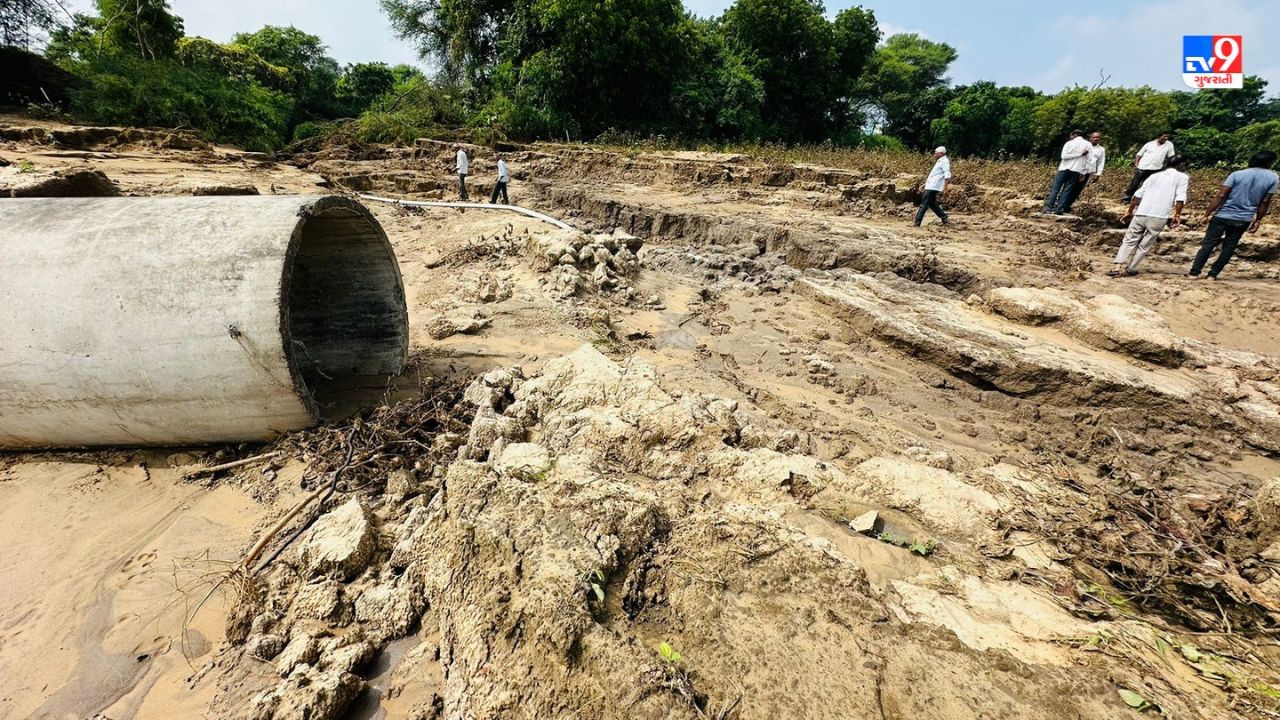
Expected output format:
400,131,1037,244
3,0,1276,163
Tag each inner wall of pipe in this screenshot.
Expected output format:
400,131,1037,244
285,206,408,402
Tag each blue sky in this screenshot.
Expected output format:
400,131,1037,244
69,0,1280,94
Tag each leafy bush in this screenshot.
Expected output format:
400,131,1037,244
64,52,291,150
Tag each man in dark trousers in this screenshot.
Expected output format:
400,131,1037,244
1122,132,1176,202
455,145,469,200
914,146,951,226
1044,130,1092,214
1188,150,1278,280
489,154,510,204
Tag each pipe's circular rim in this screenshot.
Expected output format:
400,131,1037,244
277,195,408,420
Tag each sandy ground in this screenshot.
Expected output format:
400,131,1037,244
2,120,1280,719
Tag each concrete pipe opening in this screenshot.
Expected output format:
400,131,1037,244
0,195,408,449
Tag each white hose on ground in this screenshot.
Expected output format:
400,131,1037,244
358,192,574,231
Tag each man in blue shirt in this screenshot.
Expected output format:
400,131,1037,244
914,146,951,226
1188,151,1278,279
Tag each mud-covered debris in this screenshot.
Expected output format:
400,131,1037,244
385,468,420,501
246,633,287,660
276,632,322,677
295,498,377,581
354,577,426,643
291,580,349,624
425,314,492,340
986,286,1084,325
495,442,552,478
4,167,119,197
189,183,260,196
250,665,364,720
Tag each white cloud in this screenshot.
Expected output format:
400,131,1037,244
1039,0,1278,91
879,22,929,41
1037,53,1078,89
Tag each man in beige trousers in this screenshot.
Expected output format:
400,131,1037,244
1109,155,1188,277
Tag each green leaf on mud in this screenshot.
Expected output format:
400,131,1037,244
658,642,682,665
1117,688,1151,711
591,583,605,602
1180,645,1202,663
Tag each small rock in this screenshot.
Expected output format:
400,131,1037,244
291,580,348,623
296,498,377,581
320,640,379,674
276,633,322,677
495,443,553,479
256,665,365,720
385,469,420,501
246,633,287,660
849,510,881,534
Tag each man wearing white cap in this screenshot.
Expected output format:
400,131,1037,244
915,146,951,226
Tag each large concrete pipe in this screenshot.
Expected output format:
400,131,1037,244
0,195,408,448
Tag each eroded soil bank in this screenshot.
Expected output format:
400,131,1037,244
3,120,1280,720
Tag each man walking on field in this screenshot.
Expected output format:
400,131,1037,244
914,146,951,226
455,146,470,201
1109,155,1188,277
1043,130,1093,214
1188,150,1278,280
1061,131,1106,213
1122,132,1176,202
489,154,510,205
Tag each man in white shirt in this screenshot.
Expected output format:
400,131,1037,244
1061,131,1106,213
1043,130,1093,214
455,146,470,201
489,154,510,204
1109,155,1188,276
914,146,951,226
1122,132,1175,201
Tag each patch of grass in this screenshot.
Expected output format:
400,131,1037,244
16,159,36,173
876,531,938,557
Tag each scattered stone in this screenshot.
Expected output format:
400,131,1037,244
848,510,881,534
296,498,377,581
985,287,1084,325
425,314,492,340
246,633,287,660
250,665,364,720
495,442,553,478
385,469,420,501
319,639,379,675
291,580,348,624
276,633,322,677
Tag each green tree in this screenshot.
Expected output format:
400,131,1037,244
380,0,526,85
721,0,839,142
1,0,64,48
861,33,957,148
669,15,763,139
233,25,340,121
1173,75,1269,134
94,0,183,59
176,36,293,90
930,81,1010,157
336,61,397,116
1233,120,1280,163
998,89,1043,157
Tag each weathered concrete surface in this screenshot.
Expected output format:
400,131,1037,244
0,195,408,448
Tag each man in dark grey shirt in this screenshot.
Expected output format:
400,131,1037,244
1188,151,1278,280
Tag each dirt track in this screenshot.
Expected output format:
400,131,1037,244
3,119,1280,719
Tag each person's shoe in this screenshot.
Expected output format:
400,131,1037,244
1186,273,1204,280
1208,275,1219,281
1106,268,1122,277
913,223,921,227
1123,269,1139,277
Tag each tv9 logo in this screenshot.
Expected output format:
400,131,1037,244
1182,35,1243,89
